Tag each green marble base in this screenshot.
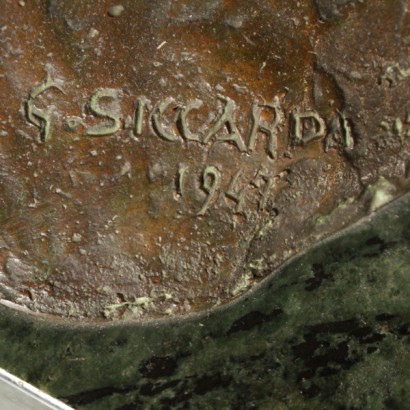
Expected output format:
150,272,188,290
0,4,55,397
0,193,409,410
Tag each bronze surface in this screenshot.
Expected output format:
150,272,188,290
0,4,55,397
0,0,409,321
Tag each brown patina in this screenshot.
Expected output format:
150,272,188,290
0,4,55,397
0,0,409,321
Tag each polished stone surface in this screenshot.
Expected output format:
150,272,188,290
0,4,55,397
0,193,409,409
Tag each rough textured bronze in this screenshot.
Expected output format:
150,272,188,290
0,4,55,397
0,0,409,321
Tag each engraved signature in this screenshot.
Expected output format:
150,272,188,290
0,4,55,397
24,74,347,155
